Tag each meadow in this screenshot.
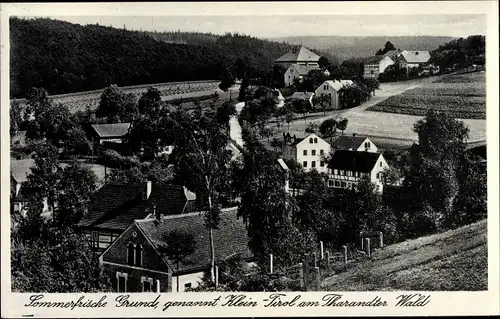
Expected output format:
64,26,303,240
368,72,486,119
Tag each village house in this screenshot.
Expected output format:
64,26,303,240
89,123,131,153
363,56,395,78
314,80,355,109
331,135,378,153
78,180,198,255
396,50,431,69
11,159,36,215
284,64,320,87
327,150,389,193
290,91,315,108
275,46,320,67
99,207,253,292
282,133,331,174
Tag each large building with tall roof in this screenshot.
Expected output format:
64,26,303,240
275,46,320,67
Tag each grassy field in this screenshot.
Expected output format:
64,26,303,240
321,220,487,291
368,71,486,119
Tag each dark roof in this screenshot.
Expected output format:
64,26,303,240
91,123,131,138
78,182,192,231
289,64,320,75
290,92,314,101
275,46,320,63
332,135,369,150
136,207,252,273
328,150,381,173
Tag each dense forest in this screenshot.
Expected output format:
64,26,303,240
429,35,486,71
10,18,318,98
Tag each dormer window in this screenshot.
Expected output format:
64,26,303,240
314,138,318,143
309,138,313,143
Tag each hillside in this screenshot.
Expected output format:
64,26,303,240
10,18,297,98
270,36,456,61
321,220,487,291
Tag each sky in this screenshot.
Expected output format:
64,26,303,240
45,14,486,38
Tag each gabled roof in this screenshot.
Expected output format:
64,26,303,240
288,64,320,75
400,50,431,63
328,150,381,173
332,135,370,150
11,159,35,184
322,80,355,92
290,91,314,101
78,182,193,231
384,50,401,58
135,207,252,273
276,46,320,63
91,123,131,138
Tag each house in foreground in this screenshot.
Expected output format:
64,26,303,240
331,135,378,153
78,180,197,255
327,150,389,193
282,133,331,174
314,80,355,109
100,207,253,292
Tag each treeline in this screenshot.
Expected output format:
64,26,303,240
10,18,297,98
429,35,485,72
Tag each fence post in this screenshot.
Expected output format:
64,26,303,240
366,238,371,257
215,265,219,287
343,245,348,264
299,262,304,289
326,251,330,271
360,232,364,250
313,253,317,268
269,254,273,274
314,266,320,291
379,231,384,248
320,241,324,260
156,279,161,293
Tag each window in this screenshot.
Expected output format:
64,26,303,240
184,283,192,290
314,138,318,143
303,161,307,167
320,161,325,167
376,173,381,180
334,169,338,175
312,150,316,156
328,180,334,187
135,244,143,266
355,172,358,177
320,150,324,155
347,171,352,177
335,181,341,187
303,150,307,156
340,170,345,176
309,138,313,143
380,162,383,167
116,272,128,293
127,243,135,266
92,231,98,248
311,161,316,168
141,276,154,292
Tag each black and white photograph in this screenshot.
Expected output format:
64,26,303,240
1,1,499,317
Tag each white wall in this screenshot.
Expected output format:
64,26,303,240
370,155,389,193
284,66,300,87
355,138,379,153
314,83,339,109
171,271,205,292
379,56,395,74
296,134,331,174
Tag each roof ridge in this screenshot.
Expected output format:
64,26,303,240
135,206,239,223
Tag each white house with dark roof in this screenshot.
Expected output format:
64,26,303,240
314,80,355,109
282,133,331,174
332,135,378,153
290,91,315,107
397,50,431,69
327,150,389,193
275,46,320,67
99,207,253,292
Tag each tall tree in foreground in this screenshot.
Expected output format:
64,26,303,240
169,109,232,281
337,118,349,135
159,230,196,292
219,67,236,100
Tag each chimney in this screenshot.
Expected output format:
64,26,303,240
142,180,152,200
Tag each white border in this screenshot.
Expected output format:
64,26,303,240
1,1,499,317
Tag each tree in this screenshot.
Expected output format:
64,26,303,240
216,100,237,129
96,85,138,123
159,230,196,292
62,127,92,156
270,138,282,154
319,118,337,143
337,118,348,135
24,87,51,122
138,87,162,114
10,100,23,137
219,67,235,100
376,41,396,55
283,106,295,131
318,56,331,69
381,167,401,186
238,76,250,102
168,109,232,281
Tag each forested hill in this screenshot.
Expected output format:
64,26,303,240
269,36,457,61
10,18,301,98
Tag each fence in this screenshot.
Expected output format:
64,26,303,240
266,231,385,291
